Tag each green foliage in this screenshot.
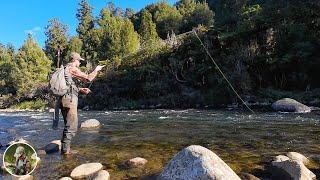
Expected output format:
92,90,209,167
76,0,96,61
11,99,47,110
139,9,160,47
13,34,52,99
44,18,69,67
145,2,183,38
66,36,83,61
177,0,214,32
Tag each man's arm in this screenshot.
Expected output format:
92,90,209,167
69,67,98,82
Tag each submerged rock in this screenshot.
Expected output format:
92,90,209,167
157,145,241,180
239,173,260,180
70,163,103,179
126,157,148,168
271,98,311,113
44,143,59,154
80,119,101,129
92,170,110,180
271,155,316,180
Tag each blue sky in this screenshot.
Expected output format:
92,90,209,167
0,0,178,49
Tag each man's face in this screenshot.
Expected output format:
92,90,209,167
75,59,81,68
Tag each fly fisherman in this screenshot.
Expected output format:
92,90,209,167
53,52,104,155
13,146,31,175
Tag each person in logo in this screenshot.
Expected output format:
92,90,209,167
56,52,104,155
13,146,31,175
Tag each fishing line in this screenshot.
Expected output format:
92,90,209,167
192,30,255,113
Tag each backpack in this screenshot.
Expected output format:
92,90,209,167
48,65,69,97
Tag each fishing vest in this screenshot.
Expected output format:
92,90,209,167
64,64,81,100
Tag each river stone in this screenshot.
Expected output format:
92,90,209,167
16,175,34,180
51,140,62,150
126,157,148,168
271,157,316,180
8,137,30,146
273,155,291,162
70,163,103,179
271,98,311,113
44,143,59,154
286,152,309,165
92,170,110,180
59,177,72,180
80,119,101,129
37,149,47,155
157,145,241,180
239,173,260,180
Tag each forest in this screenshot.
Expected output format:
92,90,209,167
0,0,319,110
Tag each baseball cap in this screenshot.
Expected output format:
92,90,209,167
14,146,25,158
69,52,85,61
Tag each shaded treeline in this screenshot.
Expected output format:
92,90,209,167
0,0,319,109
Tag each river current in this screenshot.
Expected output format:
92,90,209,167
0,109,319,179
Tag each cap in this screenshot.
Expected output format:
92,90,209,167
14,146,25,158
69,52,85,61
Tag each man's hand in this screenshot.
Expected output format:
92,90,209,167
80,88,91,95
95,65,105,72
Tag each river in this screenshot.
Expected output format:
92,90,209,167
0,109,319,179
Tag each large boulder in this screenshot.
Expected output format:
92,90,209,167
270,155,316,180
271,98,311,113
286,152,309,165
70,163,103,179
80,119,101,129
157,145,241,180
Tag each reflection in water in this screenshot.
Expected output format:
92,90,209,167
0,110,319,179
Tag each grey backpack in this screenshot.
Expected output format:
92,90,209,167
48,65,69,97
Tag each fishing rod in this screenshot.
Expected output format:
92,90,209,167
192,30,255,113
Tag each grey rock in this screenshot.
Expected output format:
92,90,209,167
126,157,148,168
286,152,310,165
80,119,101,129
271,156,316,180
157,145,241,180
92,170,110,180
271,98,311,113
44,143,59,154
59,177,72,180
239,173,260,180
70,163,103,179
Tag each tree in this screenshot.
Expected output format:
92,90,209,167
66,36,83,61
76,0,96,61
44,18,69,67
0,43,16,94
177,0,214,32
14,34,52,99
145,2,183,38
124,8,135,19
139,9,160,47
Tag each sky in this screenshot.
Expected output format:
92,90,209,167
0,0,179,49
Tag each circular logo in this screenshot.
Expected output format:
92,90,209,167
3,142,38,177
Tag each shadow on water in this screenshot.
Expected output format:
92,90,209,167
0,110,319,179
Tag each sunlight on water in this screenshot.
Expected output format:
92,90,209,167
0,110,319,179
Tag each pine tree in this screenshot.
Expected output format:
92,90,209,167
44,18,69,67
76,0,96,61
14,34,52,99
0,43,15,94
139,9,160,47
146,2,183,38
66,36,83,60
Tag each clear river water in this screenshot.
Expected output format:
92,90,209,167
0,109,319,179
